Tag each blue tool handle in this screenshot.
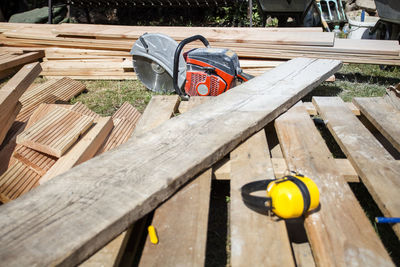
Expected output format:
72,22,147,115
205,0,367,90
361,10,365,22
375,217,400,223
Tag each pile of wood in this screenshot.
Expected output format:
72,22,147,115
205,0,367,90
0,99,141,203
0,61,143,202
0,23,399,80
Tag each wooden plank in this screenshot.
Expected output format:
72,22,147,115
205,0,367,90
139,96,211,267
131,95,179,138
230,130,294,266
0,62,42,143
353,97,400,152
0,58,341,266
39,117,113,184
0,51,44,71
16,107,94,158
303,101,360,116
83,97,178,266
139,169,212,266
275,105,393,266
216,157,359,182
313,96,400,237
272,157,360,183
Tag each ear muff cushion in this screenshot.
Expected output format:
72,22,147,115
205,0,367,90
285,176,311,215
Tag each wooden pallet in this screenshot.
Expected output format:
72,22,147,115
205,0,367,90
85,95,399,267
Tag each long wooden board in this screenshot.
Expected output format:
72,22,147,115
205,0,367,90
313,97,400,237
275,105,393,266
230,130,294,266
0,58,341,266
139,97,211,266
353,97,400,152
83,96,178,266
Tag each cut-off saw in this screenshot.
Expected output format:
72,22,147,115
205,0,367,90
130,33,253,99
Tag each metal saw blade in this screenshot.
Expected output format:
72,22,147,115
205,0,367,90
130,33,186,94
133,56,174,93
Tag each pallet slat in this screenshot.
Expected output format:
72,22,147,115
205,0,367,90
353,97,400,152
275,104,393,266
313,96,400,237
230,130,294,266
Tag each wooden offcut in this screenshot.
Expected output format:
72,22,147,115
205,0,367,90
0,50,44,72
313,96,400,237
16,107,94,157
275,105,393,266
0,58,341,266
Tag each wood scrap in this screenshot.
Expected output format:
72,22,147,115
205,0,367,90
0,50,44,72
16,107,94,158
0,58,341,266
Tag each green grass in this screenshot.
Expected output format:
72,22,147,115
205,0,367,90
70,80,157,116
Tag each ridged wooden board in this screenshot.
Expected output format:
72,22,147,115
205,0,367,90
16,107,94,157
0,159,41,203
13,145,57,176
71,102,101,119
96,102,141,155
112,101,141,123
275,105,393,266
16,77,86,122
313,96,400,237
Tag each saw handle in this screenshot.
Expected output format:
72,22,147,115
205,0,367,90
173,35,210,100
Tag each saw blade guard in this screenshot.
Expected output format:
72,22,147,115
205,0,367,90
130,33,186,93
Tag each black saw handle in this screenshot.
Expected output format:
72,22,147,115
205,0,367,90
173,35,210,100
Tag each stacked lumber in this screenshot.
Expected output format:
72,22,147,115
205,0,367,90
0,49,44,79
0,100,141,203
0,22,398,80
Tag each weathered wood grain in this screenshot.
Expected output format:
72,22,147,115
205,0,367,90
139,96,211,267
230,130,294,266
275,104,393,266
353,97,400,152
0,58,341,266
313,96,400,237
16,107,94,157
83,98,176,266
